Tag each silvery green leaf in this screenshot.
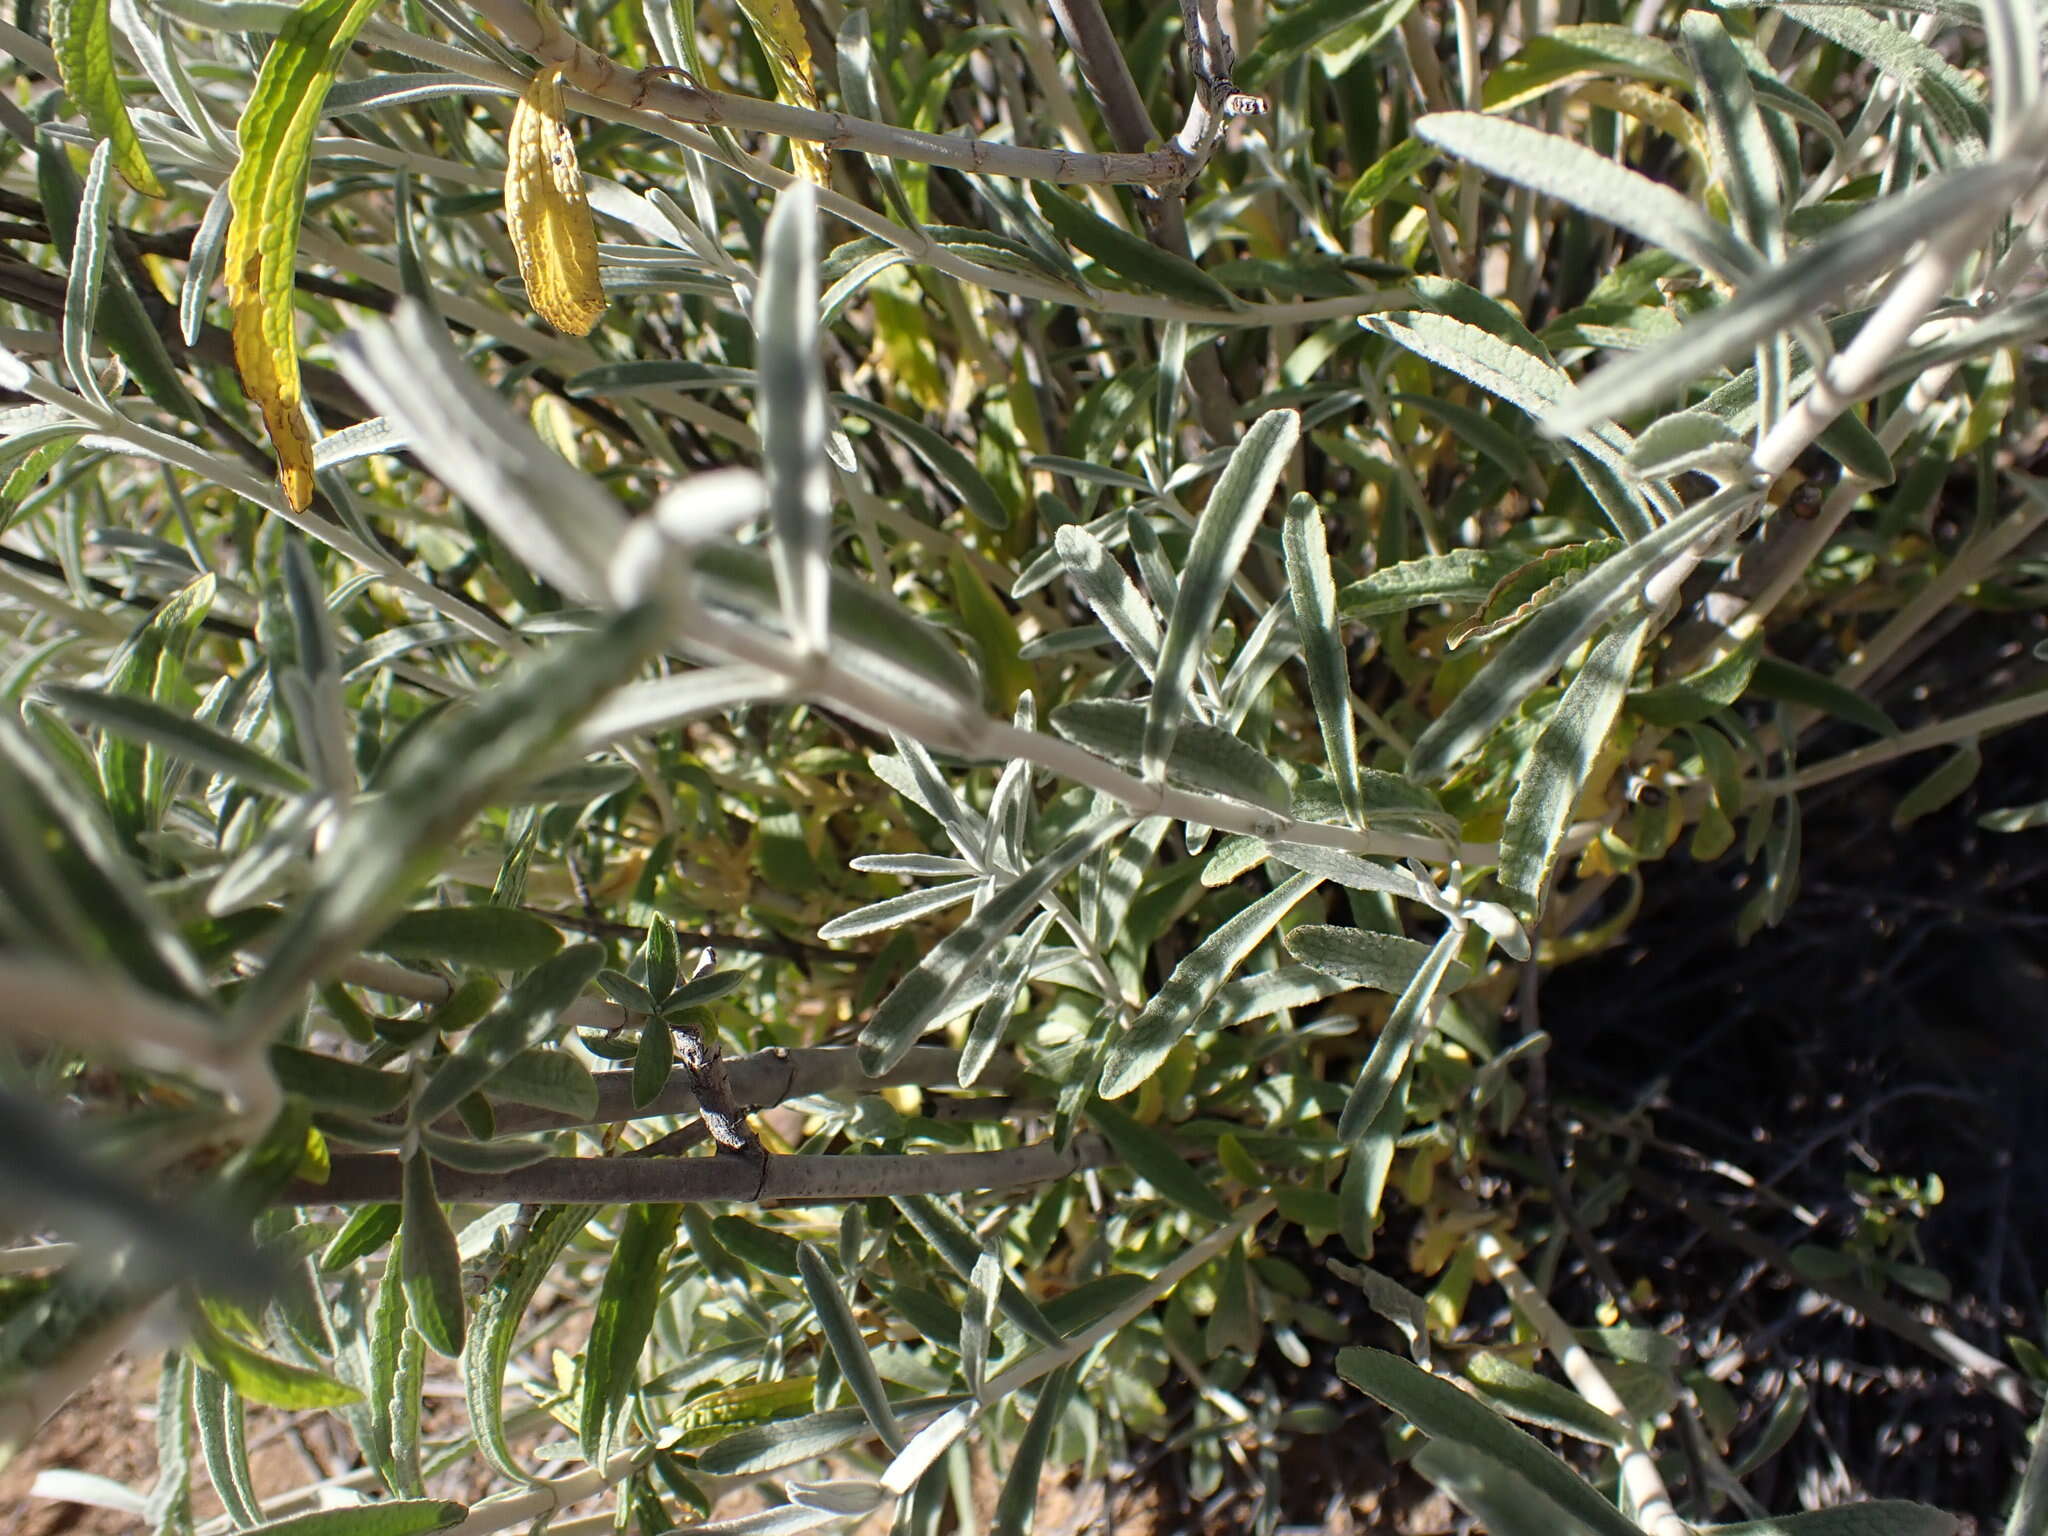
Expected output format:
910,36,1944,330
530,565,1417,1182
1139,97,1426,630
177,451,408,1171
1284,924,1472,997
1284,495,1364,826
891,1195,1062,1344
1055,525,1162,676
1412,1441,1609,1536
880,732,987,856
1406,485,1748,780
1697,1505,1959,1536
1099,871,1322,1099
787,1480,888,1516
1330,923,1464,1141
849,854,978,877
1200,964,1350,1029
1499,615,1652,914
1364,313,1645,534
1980,0,2041,148
577,664,785,747
1545,161,2034,436
1219,596,1300,731
817,877,984,942
1329,1259,1431,1367
334,303,624,604
1052,699,1289,810
1679,12,1783,259
683,1504,847,1535
858,815,1127,1074
960,909,1054,1086
313,415,410,471
1626,411,1752,482
1416,112,1760,284
688,545,981,712
1028,454,1157,494
1781,5,1986,152
992,1365,1078,1536
797,1242,903,1453
1462,1353,1629,1446
879,1401,973,1495
42,685,312,796
324,70,491,112
1338,1347,1650,1536
1338,549,1519,618
755,182,831,653
1263,843,1450,912
960,1250,1000,1394
1144,409,1299,778
60,139,117,412
418,944,605,1118
835,394,1009,530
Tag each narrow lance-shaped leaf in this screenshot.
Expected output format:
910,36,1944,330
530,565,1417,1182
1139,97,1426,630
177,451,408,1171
1412,1440,1608,1536
859,815,1128,1075
399,1153,465,1358
230,1500,470,1534
1337,922,1464,1143
1407,485,1747,780
1337,1347,1650,1536
1498,615,1651,915
224,0,386,511
1144,409,1300,778
757,181,831,652
50,0,163,194
463,1204,585,1481
736,0,831,183
960,909,1055,1087
1100,871,1321,1099
418,942,605,1118
798,1243,905,1454
991,1365,1078,1536
581,1203,683,1458
1679,11,1782,259
1055,525,1162,676
1415,112,1759,284
1283,494,1365,827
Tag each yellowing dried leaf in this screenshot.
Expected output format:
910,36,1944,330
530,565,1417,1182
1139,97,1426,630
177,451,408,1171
505,66,607,337
734,0,831,185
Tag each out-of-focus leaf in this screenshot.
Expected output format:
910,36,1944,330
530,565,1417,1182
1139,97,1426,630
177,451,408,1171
368,907,563,970
399,1154,465,1358
581,1203,682,1456
417,943,604,1118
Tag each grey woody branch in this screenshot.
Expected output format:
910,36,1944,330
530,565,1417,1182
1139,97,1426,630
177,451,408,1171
467,0,1200,189
282,1136,1110,1206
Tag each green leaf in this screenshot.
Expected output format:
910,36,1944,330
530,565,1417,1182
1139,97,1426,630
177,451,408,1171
238,1501,469,1536
1696,1505,1957,1536
757,181,831,651
1891,739,1981,829
1333,924,1464,1142
193,1363,262,1527
961,910,1056,1087
1416,112,1757,284
1055,525,1162,676
581,1203,682,1457
1100,872,1321,1099
632,1016,673,1110
320,1204,400,1271
798,1243,905,1453
1545,161,2033,435
1083,1100,1231,1223
891,1196,1061,1346
416,943,605,1119
991,1364,1078,1536
224,0,387,510
1336,1347,1648,1536
1628,631,1762,726
818,878,984,943
1780,4,1986,150
1339,139,1441,226
269,1044,409,1115
1499,615,1651,914
49,1,163,194
369,907,564,970
1284,495,1366,827
1482,25,1687,111
188,1313,363,1411
1236,0,1418,90
1052,699,1289,809
1338,549,1520,618
1413,1440,1608,1536
835,394,1010,530
464,1204,586,1481
1462,1353,1627,1445
43,686,312,797
1030,185,1238,312
1145,410,1300,776
858,815,1126,1074
1284,923,1473,993
1680,11,1783,258
1407,487,1747,779
1747,655,1897,737
399,1154,465,1359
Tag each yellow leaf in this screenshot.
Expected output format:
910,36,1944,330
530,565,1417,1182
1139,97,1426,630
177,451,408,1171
734,0,831,185
505,66,607,337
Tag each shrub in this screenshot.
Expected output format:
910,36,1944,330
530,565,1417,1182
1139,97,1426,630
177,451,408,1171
1,0,2044,1530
